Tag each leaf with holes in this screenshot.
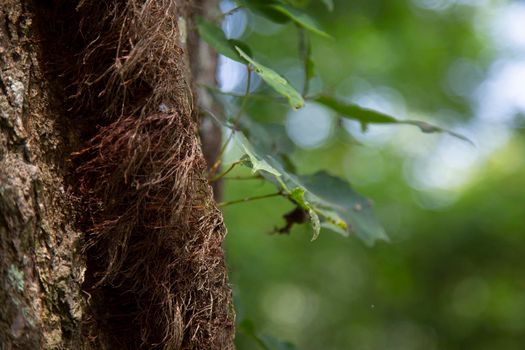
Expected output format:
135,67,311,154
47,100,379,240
234,129,387,244
298,171,388,245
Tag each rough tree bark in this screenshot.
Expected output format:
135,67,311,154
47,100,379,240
0,1,234,349
0,1,84,348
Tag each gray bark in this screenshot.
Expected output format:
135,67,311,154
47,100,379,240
0,1,84,348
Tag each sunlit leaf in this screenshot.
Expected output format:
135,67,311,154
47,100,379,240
236,46,305,109
236,133,281,177
315,95,473,143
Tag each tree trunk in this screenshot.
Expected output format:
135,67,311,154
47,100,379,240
0,1,234,349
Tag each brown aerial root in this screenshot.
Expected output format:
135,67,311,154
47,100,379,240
32,0,235,348
78,114,234,349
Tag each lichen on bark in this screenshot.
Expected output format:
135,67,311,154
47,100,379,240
0,1,84,348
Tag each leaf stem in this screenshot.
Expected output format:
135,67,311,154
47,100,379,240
200,108,229,128
211,5,245,21
298,26,312,97
209,160,241,183
209,65,252,176
199,84,286,103
219,191,283,207
222,175,264,181
219,5,244,19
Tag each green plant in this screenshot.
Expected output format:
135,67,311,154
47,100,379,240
198,0,467,246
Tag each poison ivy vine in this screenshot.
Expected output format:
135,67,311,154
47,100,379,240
197,0,467,245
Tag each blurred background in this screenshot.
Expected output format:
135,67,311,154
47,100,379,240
213,0,525,349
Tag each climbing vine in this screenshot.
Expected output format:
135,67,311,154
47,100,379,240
198,0,467,246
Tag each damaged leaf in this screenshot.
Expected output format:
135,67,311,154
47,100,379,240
276,206,308,235
234,128,387,245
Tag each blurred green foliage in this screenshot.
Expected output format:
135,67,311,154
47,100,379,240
213,0,525,349
226,138,525,350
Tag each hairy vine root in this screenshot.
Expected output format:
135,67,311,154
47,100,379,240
35,0,235,348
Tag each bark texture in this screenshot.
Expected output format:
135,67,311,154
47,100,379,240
0,1,84,348
1,0,234,349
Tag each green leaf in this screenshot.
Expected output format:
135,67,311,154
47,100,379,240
196,17,248,63
236,46,305,110
236,133,281,177
315,95,473,144
234,129,387,245
315,95,398,124
238,319,299,350
298,27,314,96
299,172,388,245
259,335,299,350
237,0,291,23
288,188,320,241
305,53,315,85
240,119,296,172
282,0,310,8
228,39,253,58
237,1,330,37
267,4,331,38
308,209,321,241
403,120,474,144
322,0,334,11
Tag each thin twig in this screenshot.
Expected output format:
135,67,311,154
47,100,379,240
209,66,252,176
213,5,244,20
298,26,312,97
209,161,241,183
219,191,283,207
200,108,229,128
199,84,287,103
221,175,264,181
